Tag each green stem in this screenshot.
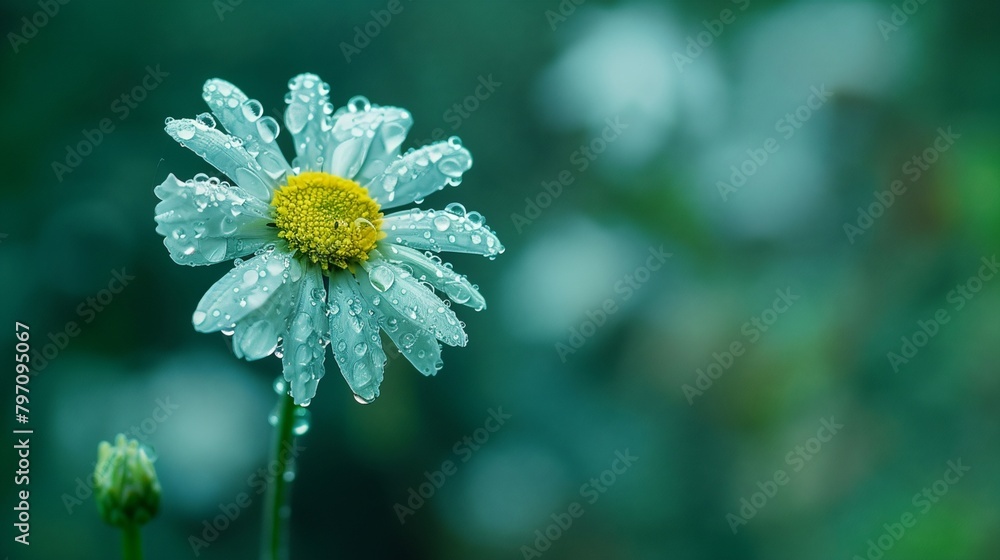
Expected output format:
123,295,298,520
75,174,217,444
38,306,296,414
262,391,297,560
121,523,143,560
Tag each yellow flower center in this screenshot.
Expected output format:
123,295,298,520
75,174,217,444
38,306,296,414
271,171,384,270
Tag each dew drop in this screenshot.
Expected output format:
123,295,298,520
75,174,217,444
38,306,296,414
401,332,416,348
433,215,451,231
347,95,371,112
242,99,264,121
439,157,466,178
257,116,280,143
445,202,466,216
196,112,217,128
368,265,395,292
176,125,195,140
221,217,239,237
466,211,484,228
353,393,374,404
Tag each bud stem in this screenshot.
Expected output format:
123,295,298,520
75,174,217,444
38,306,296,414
262,392,297,560
121,523,143,560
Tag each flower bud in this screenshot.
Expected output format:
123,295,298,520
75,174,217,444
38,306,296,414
94,434,161,527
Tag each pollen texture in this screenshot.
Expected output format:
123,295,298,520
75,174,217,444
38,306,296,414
271,172,383,270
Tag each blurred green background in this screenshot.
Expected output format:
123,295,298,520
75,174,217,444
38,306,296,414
3,0,999,558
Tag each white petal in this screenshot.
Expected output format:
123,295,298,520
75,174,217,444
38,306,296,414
382,244,486,311
328,272,387,402
281,265,328,404
232,316,283,361
192,249,303,334
360,255,467,347
227,260,303,361
354,267,444,377
154,173,274,266
165,118,277,201
383,208,504,258
203,79,292,182
284,73,334,171
325,105,413,184
366,140,471,209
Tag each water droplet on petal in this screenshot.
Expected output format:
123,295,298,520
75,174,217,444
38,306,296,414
176,124,196,140
466,211,484,228
196,112,217,128
257,116,280,143
348,95,371,112
439,156,466,178
445,202,466,216
368,265,395,292
433,215,451,231
242,99,264,122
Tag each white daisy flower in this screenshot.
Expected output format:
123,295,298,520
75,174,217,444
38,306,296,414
154,73,503,405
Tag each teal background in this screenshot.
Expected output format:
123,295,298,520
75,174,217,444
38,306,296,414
2,0,999,559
